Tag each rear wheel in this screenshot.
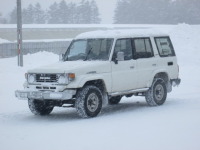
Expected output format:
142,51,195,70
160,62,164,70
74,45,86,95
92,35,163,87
145,78,167,106
75,85,103,118
109,96,122,105
28,99,54,115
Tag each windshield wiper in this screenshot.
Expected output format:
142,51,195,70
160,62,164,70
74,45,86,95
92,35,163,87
84,48,92,61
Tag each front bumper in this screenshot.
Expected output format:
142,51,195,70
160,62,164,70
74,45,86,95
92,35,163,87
15,90,76,100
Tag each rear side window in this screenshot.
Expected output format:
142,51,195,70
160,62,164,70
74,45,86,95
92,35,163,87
133,38,154,59
155,37,175,57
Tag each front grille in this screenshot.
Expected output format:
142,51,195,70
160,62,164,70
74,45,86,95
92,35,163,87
36,86,56,90
36,74,58,83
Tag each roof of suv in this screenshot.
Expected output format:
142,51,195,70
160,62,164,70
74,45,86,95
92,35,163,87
75,29,168,39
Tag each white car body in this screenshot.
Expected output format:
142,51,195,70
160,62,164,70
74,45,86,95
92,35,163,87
15,29,181,118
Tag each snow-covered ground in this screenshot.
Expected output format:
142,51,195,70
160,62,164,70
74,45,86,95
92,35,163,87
0,24,200,150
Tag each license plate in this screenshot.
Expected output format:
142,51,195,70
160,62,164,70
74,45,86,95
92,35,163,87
50,93,62,99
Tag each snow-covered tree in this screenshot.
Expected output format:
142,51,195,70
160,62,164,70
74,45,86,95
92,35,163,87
68,2,77,24
8,0,102,24
23,4,34,24
114,0,131,24
90,0,101,23
9,7,17,24
0,12,7,24
34,3,46,24
82,0,92,23
76,0,101,24
48,2,60,24
59,0,69,24
173,0,200,24
114,0,200,24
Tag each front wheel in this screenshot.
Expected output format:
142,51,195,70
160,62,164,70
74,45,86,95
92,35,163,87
145,79,167,106
75,85,103,118
28,99,54,115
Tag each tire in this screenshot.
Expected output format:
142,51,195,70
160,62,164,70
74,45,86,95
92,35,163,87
28,99,54,115
109,96,122,105
75,85,103,118
145,78,167,106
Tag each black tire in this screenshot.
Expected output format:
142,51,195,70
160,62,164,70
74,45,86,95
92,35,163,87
28,99,54,115
75,85,103,118
145,78,167,106
109,96,122,105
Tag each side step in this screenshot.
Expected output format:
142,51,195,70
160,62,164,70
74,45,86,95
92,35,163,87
62,104,75,108
109,88,149,97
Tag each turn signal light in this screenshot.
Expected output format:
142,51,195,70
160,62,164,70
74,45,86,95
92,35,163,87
68,73,75,81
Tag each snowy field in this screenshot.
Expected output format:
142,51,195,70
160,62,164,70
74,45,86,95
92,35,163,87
0,24,200,150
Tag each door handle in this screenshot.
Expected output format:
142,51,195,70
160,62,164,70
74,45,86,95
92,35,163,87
168,62,173,66
152,64,157,67
130,66,135,69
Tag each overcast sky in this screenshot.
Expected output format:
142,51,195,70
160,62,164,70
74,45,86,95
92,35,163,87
0,0,117,24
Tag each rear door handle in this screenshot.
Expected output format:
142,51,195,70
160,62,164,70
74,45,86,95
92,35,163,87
168,62,173,66
130,66,135,69
152,64,157,67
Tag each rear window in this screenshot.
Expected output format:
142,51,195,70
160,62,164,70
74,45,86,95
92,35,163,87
155,37,175,57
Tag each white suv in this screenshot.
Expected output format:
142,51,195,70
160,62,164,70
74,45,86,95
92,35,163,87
15,29,181,118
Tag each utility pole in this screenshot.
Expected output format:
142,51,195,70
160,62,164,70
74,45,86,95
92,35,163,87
17,0,23,66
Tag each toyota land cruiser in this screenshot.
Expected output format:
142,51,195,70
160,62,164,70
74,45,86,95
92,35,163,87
15,29,181,118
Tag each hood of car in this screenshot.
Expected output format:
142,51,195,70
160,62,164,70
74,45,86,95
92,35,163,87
28,61,111,75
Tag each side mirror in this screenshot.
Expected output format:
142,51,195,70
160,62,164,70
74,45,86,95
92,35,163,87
59,54,64,61
117,51,124,61
113,51,124,64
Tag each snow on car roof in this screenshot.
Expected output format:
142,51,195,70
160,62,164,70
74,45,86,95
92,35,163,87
75,29,168,39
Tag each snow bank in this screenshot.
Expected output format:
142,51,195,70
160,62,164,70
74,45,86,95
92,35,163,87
0,38,12,44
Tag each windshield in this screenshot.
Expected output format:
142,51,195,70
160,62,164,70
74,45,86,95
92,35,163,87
64,38,114,61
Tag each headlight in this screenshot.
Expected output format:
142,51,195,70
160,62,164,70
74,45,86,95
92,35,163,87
28,74,35,83
57,73,75,84
58,74,68,84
